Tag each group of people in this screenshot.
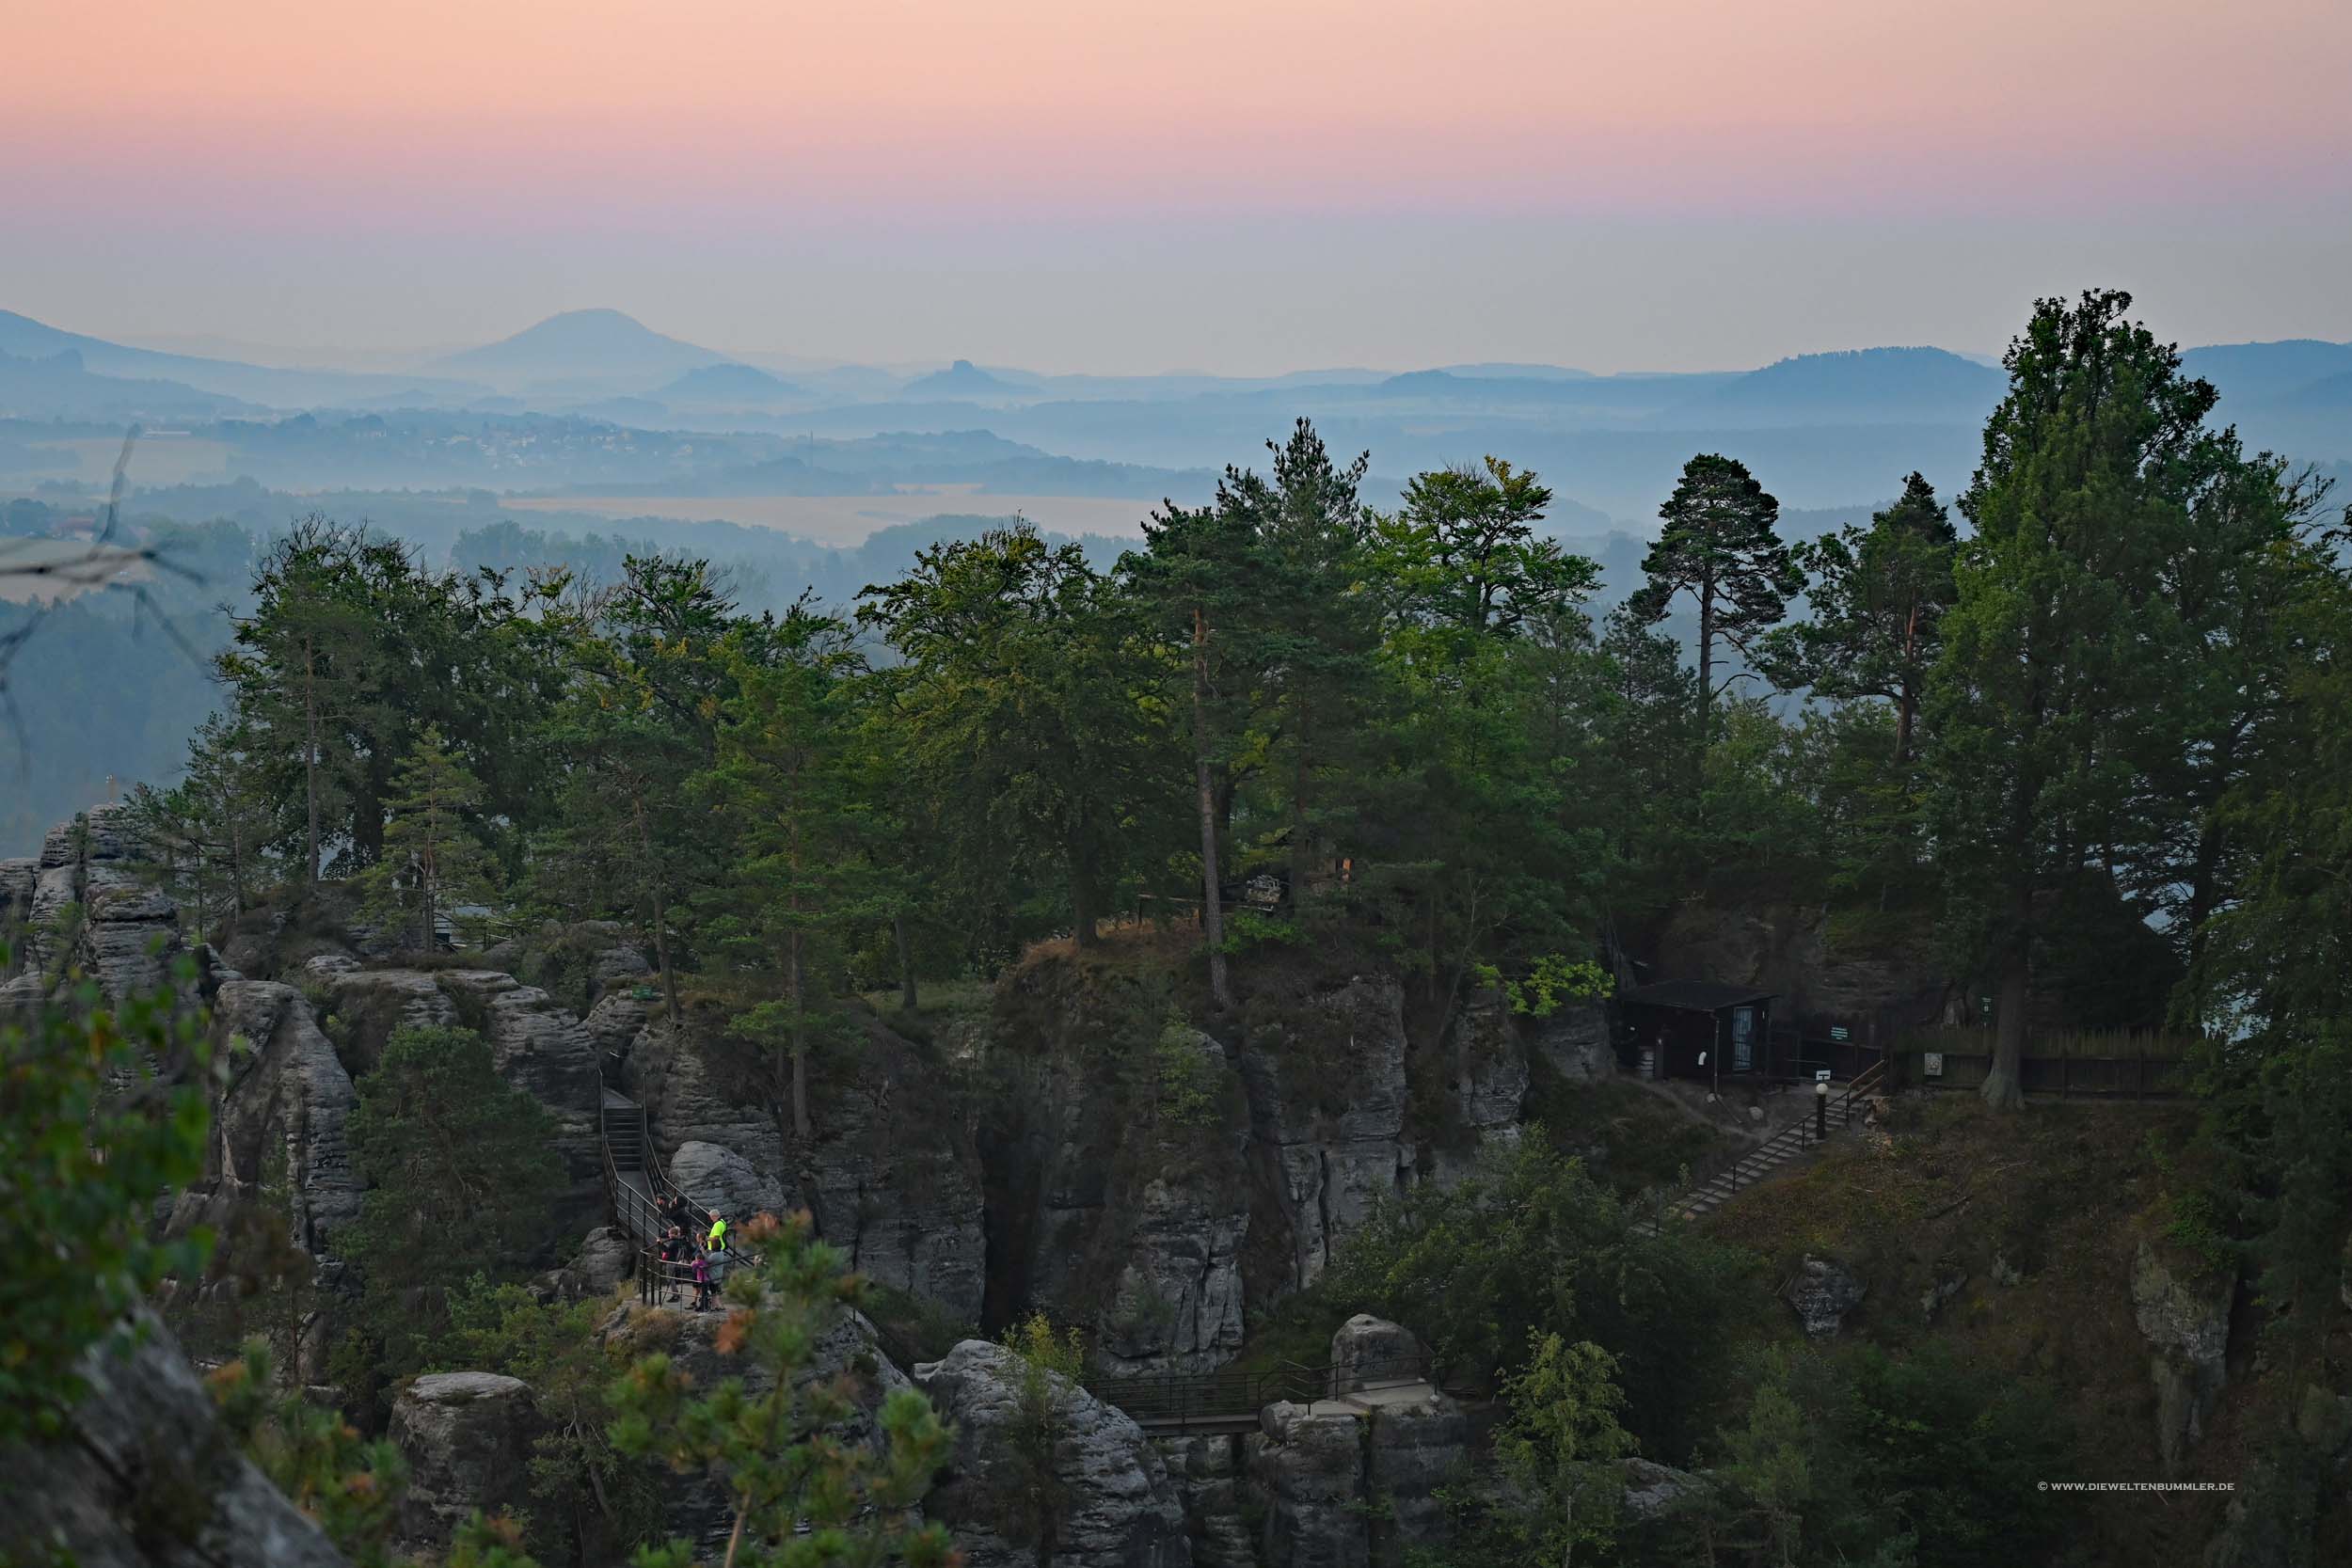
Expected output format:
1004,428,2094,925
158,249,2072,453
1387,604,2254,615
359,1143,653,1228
654,1192,729,1311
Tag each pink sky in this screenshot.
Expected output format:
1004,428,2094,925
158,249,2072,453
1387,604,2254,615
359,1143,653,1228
7,0,2349,370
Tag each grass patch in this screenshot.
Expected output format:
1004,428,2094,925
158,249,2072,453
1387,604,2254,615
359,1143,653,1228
1522,1053,1730,1196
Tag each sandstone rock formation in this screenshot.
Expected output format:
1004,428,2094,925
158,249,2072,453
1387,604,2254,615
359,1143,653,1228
2,803,189,1009
3,1312,350,1568
1237,974,1414,1293
389,1371,540,1555
1153,1434,1256,1568
916,1338,1191,1568
2130,1240,2233,1473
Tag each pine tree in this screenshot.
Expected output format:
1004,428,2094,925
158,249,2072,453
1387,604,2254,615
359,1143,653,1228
1629,453,1803,731
1760,472,1957,763
359,724,500,954
697,608,882,1146
1927,289,2238,1110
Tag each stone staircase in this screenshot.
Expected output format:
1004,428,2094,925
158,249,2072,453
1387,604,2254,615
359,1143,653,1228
1633,1058,1885,1236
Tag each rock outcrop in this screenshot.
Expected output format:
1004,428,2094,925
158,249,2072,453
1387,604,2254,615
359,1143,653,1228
311,964,605,1239
161,979,362,1382
1787,1255,1867,1338
1154,1434,1256,1568
597,1299,914,1555
803,1020,988,1324
2,804,189,1009
2130,1241,2233,1472
1250,1402,1370,1568
1237,974,1414,1293
2,1312,350,1568
916,1339,1191,1568
389,1371,540,1555
1427,994,1529,1188
983,962,1250,1373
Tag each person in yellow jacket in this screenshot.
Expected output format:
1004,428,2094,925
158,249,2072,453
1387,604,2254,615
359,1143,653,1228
706,1214,727,1254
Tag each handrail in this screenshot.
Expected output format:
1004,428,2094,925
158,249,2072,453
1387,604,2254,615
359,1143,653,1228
1082,1351,1443,1432
596,1065,748,1307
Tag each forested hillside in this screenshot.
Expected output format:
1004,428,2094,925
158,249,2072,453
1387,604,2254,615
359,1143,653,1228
9,291,2352,1568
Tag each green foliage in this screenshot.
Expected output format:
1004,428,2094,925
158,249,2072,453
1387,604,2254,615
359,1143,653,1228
1315,1139,1750,1461
339,1025,566,1385
0,955,215,1440
439,1277,663,1565
1708,1342,2070,1568
1476,1332,1637,1567
993,1311,1088,1555
356,722,501,952
1152,1014,1224,1128
608,1211,957,1568
1471,953,1610,1018
1216,908,1301,952
1629,451,1804,713
206,1340,410,1567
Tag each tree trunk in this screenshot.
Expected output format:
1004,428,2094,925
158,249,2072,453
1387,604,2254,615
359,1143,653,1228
302,641,322,885
1192,606,1231,1009
632,789,681,1026
1895,596,1922,763
895,909,918,1012
1696,569,1716,733
787,928,810,1143
1072,857,1101,948
1981,884,2031,1111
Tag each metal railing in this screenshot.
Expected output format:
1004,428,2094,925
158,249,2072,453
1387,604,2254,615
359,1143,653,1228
596,1066,747,1307
1082,1351,1440,1433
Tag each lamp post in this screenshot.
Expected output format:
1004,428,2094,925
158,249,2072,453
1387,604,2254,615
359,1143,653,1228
1814,1072,1830,1143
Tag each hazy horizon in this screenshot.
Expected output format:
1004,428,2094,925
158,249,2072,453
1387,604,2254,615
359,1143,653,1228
10,0,2350,376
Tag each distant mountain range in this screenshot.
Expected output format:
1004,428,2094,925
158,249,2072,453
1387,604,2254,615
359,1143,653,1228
6,305,2349,523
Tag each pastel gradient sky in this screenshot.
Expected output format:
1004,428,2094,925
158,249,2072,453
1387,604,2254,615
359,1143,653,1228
7,0,2350,372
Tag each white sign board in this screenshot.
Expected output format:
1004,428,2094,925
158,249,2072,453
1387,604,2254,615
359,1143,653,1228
1924,1053,1945,1078
1830,1025,1850,1041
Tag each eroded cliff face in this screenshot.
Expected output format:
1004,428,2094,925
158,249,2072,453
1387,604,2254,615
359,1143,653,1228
1234,973,1414,1296
623,1006,989,1323
2,803,195,1010
981,954,1255,1376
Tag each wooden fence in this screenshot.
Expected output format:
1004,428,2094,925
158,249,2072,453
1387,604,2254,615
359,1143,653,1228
1888,1026,2202,1099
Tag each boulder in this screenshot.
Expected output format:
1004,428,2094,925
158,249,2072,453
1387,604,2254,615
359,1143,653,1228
1250,1402,1368,1568
563,1225,635,1301
668,1140,790,1223
1330,1314,1424,1393
2130,1241,2233,1472
1787,1256,1866,1338
389,1371,540,1554
1621,1456,1717,1523
916,1339,1190,1568
1,1311,350,1568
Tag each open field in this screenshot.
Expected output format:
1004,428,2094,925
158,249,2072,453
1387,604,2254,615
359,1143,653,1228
508,487,1157,546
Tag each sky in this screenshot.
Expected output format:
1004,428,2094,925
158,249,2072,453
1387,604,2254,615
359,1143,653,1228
6,0,2350,374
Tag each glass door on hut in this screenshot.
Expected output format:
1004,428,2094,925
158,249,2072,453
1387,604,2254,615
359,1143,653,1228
1730,1006,1757,1073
